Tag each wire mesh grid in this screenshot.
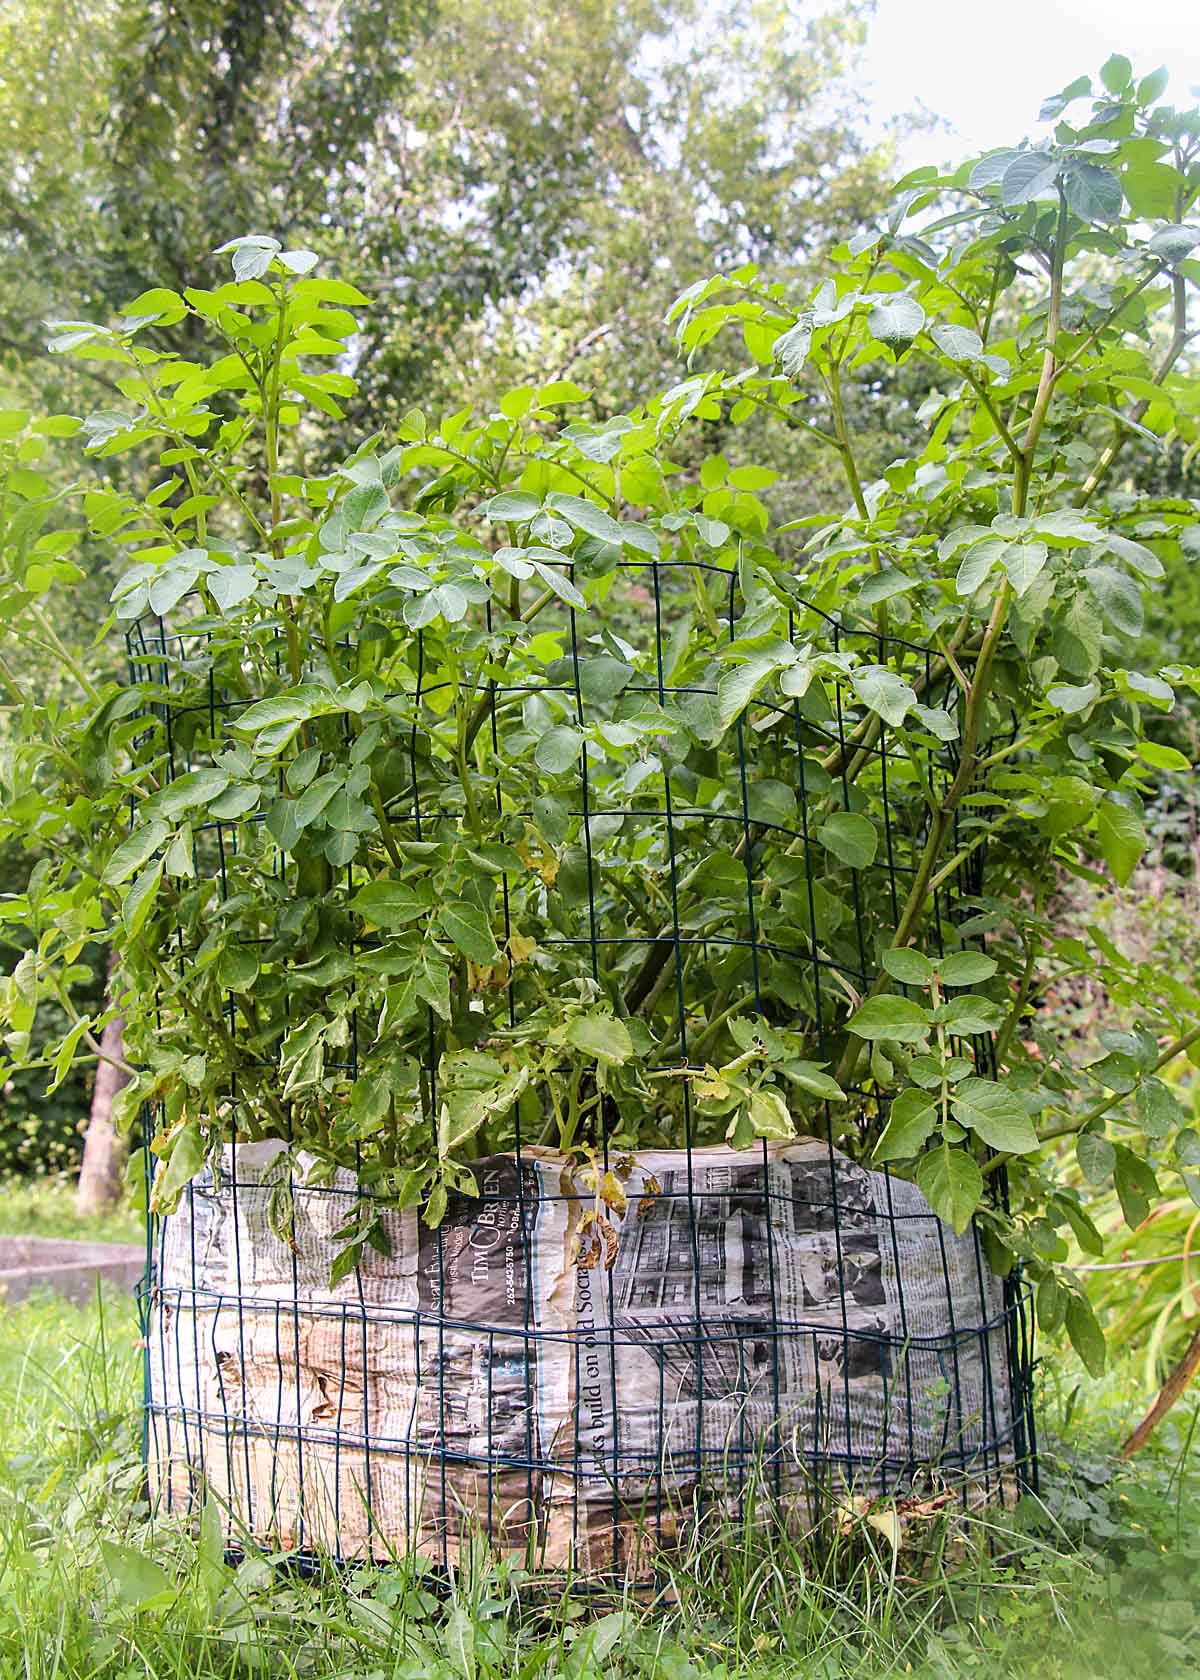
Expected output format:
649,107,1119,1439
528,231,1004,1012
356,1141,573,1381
130,552,1037,1576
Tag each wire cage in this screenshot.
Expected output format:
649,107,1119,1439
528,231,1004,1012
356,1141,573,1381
131,548,1037,1578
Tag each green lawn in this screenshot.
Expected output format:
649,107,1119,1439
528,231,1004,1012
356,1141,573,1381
1,1275,1197,1679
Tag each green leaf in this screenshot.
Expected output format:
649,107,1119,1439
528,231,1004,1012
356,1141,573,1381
414,950,452,1020
717,650,790,730
578,656,634,705
482,491,542,522
1046,681,1099,715
852,664,916,727
1065,1292,1106,1377
1113,1144,1158,1228
816,811,877,868
955,537,1006,596
748,1087,795,1140
1057,1197,1105,1258
1064,162,1123,224
912,703,958,741
123,859,164,938
867,294,925,348
916,1146,983,1234
1076,1130,1115,1184
550,493,625,546
294,772,341,827
47,1016,93,1096
1083,565,1143,637
873,1089,937,1163
1124,160,1184,220
232,693,318,734
1137,741,1191,772
881,947,934,986
950,1078,1038,1154
196,1497,228,1606
937,995,1004,1036
969,150,1022,190
938,951,997,987
1036,1274,1066,1334
847,995,931,1043
1001,152,1059,206
208,564,258,611
351,881,428,928
350,1075,391,1131
1176,1129,1200,1167
1095,796,1146,886
155,769,232,820
104,820,169,885
857,567,919,608
1100,53,1132,92
775,318,813,376
778,1061,846,1101
293,277,371,307
930,323,983,361
1147,224,1200,264
1033,510,1104,545
209,783,261,820
329,1240,363,1289
565,1013,633,1066
438,903,500,966
216,944,258,992
534,726,585,775
746,779,798,829
101,1540,173,1607
568,1612,634,1674
1137,65,1169,103
150,1121,207,1215
122,287,186,321
1136,1077,1184,1138
1001,541,1048,597
532,794,571,845
438,1069,528,1158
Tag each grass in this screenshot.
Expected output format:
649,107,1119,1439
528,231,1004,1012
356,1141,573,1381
1,1281,1198,1678
0,1172,147,1247
0,1176,146,1256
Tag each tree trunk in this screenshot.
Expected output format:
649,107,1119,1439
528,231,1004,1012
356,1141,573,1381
76,999,130,1218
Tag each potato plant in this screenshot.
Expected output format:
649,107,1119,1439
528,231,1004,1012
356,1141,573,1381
1,62,1198,1369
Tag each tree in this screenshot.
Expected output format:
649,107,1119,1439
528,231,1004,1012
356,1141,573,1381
75,955,130,1216
1,0,901,435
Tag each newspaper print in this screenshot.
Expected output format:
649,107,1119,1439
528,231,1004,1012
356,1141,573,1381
147,1139,1017,1569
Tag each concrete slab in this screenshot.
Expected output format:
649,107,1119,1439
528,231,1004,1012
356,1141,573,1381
0,1235,145,1305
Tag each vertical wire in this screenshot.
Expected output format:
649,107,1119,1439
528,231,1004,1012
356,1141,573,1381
656,557,705,1548
569,583,616,1567
932,1213,968,1497
734,592,780,1509
486,595,537,1558
825,642,861,1491
228,1127,255,1543
408,626,446,1568
969,1219,1003,1503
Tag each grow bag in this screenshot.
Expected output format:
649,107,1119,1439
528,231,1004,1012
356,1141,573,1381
145,1137,1031,1573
